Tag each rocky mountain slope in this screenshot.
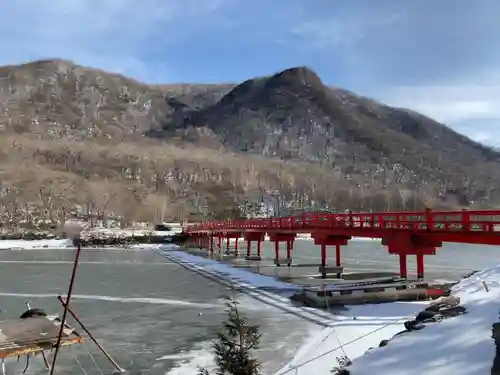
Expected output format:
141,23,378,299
157,66,500,207
0,59,498,229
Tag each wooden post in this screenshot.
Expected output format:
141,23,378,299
50,244,82,375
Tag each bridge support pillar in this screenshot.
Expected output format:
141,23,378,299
274,241,280,265
320,244,326,275
269,233,296,267
286,240,294,261
335,244,341,268
312,234,350,278
223,233,242,256
383,233,442,280
243,232,266,260
416,253,424,280
209,235,214,255
399,254,407,279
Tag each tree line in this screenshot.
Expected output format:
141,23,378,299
0,134,444,233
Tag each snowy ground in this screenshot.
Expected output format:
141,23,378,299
0,239,73,249
156,246,428,375
346,265,500,375
158,246,500,375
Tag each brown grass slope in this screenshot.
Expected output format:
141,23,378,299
0,59,497,229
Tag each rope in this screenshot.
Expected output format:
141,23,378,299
71,346,89,375
273,287,345,374
82,341,105,375
325,291,348,360
277,312,415,375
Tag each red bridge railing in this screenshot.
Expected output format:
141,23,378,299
185,210,500,234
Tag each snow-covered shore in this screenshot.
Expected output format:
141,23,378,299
157,246,500,375
345,265,500,375
0,239,73,250
155,246,428,375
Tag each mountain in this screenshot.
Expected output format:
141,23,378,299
156,66,500,206
0,59,498,230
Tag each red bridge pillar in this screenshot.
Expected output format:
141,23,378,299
269,233,296,266
224,233,242,256
217,235,222,253
209,235,214,255
382,234,442,280
243,232,266,260
286,239,294,260
246,239,251,257
312,234,350,278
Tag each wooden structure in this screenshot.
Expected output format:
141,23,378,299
0,315,82,359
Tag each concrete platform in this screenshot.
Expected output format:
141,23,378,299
295,282,448,307
245,255,262,261
274,258,293,266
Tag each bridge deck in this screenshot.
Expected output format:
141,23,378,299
185,209,500,245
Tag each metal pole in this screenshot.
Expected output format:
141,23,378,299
57,296,124,373
49,244,82,375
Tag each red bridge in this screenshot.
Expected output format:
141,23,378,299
184,209,500,279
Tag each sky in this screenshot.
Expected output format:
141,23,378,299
1,0,499,146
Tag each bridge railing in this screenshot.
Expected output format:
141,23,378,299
185,210,500,233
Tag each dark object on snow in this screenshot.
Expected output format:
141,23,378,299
334,370,351,375
439,305,467,318
404,320,425,331
379,339,389,347
20,308,47,319
415,310,438,322
465,270,479,279
154,224,171,231
491,322,500,374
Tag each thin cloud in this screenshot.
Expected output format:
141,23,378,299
289,11,404,51
0,0,231,82
381,85,500,124
379,84,500,146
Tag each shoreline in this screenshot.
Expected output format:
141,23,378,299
154,245,430,375
156,245,499,375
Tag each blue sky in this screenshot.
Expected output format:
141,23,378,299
1,0,499,145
